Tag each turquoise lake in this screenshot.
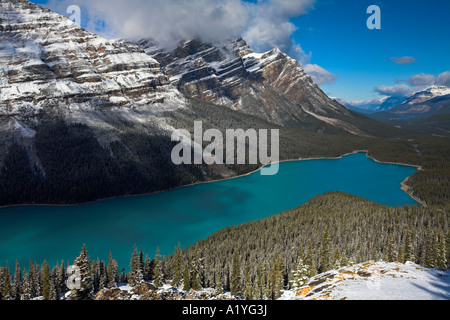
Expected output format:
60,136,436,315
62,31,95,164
0,152,419,269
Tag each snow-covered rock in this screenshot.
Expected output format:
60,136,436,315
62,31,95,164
280,261,450,300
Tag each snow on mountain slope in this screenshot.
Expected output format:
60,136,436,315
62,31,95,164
137,38,365,132
280,261,450,300
403,85,450,106
0,0,185,119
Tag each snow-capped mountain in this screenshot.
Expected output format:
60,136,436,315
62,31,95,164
403,85,450,106
0,0,185,113
137,37,365,132
0,0,391,206
370,85,450,122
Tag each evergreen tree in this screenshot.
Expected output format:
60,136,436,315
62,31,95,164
119,268,128,284
70,244,93,300
2,262,11,300
12,260,22,300
424,232,436,268
244,260,253,300
143,254,153,282
107,252,118,288
436,232,447,269
230,251,241,296
41,260,52,300
99,262,107,290
290,258,310,291
403,229,415,263
22,271,31,301
190,246,202,291
332,248,341,269
129,245,144,287
446,230,450,269
385,235,396,262
172,243,182,288
153,247,163,287
271,255,284,300
215,263,223,294
319,228,332,273
182,263,190,291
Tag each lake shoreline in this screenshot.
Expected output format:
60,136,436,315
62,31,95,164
0,150,424,210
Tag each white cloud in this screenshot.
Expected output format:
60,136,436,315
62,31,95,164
350,97,386,107
374,84,414,97
303,64,337,85
389,56,417,65
48,0,314,51
243,0,315,53
407,73,436,87
436,71,450,87
46,0,339,87
49,0,249,48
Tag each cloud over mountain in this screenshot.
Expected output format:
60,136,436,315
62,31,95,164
374,84,414,97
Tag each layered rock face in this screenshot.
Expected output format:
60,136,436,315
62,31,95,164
0,0,183,118
139,38,356,129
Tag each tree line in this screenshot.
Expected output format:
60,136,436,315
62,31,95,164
0,192,448,300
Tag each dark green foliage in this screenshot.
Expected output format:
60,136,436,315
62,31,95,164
0,193,448,300
153,247,163,287
0,101,449,209
70,244,93,300
162,192,449,299
128,244,144,287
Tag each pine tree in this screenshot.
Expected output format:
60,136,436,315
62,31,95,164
403,229,415,263
99,262,107,290
41,260,52,300
143,254,153,282
182,263,190,291
129,245,144,287
58,260,66,296
70,244,93,300
51,264,61,300
190,246,201,291
2,262,11,300
319,228,332,273
290,258,310,291
12,260,22,300
106,252,118,288
22,271,31,300
254,263,263,300
230,251,241,296
271,255,284,300
446,230,450,269
153,247,163,287
332,248,341,269
424,232,436,268
29,261,40,298
385,235,396,262
172,243,182,288
215,263,223,294
244,260,253,300
437,232,447,269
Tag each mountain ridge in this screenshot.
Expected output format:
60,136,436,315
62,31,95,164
0,0,418,206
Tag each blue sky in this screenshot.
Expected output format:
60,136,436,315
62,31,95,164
30,0,450,103
290,0,450,101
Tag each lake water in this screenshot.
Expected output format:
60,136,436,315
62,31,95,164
0,152,419,269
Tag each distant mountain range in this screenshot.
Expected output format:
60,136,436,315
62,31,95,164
339,86,450,135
